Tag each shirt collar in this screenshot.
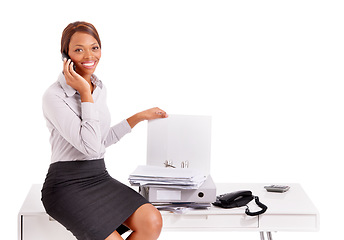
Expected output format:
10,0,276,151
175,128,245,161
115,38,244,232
91,74,103,89
58,73,103,97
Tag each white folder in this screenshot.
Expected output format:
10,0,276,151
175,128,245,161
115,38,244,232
146,114,212,176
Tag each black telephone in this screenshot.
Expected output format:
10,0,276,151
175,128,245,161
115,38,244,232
213,190,268,216
62,52,76,71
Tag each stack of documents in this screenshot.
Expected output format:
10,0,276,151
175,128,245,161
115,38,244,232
129,165,207,189
154,203,211,214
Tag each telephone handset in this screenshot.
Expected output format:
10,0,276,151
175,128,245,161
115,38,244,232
213,190,268,216
62,52,76,71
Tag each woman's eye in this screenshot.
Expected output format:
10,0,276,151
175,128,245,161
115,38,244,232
92,46,100,51
75,48,83,52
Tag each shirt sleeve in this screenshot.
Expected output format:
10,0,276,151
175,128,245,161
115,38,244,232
104,119,132,148
42,91,103,158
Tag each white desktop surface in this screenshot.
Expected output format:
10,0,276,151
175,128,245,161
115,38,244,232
18,183,319,240
160,183,319,232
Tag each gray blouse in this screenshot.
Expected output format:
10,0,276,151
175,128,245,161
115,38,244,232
42,73,132,163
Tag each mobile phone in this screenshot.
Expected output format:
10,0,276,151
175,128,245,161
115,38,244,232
62,52,76,71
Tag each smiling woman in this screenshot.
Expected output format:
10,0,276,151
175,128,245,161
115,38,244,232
68,32,101,73
60,22,102,101
41,21,167,240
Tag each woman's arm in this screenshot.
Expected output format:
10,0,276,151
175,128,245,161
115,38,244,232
42,91,102,157
127,107,168,129
103,107,167,148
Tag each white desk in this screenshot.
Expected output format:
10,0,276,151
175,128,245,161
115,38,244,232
18,183,319,240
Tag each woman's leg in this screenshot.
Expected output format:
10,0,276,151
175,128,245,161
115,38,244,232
123,203,163,240
105,231,124,240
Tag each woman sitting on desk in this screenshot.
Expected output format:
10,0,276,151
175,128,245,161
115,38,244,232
41,21,167,240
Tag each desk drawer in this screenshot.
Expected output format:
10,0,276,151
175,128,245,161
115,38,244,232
21,215,76,240
162,214,258,230
259,214,319,231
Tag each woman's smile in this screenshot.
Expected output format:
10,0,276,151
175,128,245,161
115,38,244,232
81,61,97,69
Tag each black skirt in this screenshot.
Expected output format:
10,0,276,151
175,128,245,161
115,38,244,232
41,159,149,240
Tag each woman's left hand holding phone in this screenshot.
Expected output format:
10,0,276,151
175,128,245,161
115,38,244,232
63,58,94,103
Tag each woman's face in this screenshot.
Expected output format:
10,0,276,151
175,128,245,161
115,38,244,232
68,32,101,77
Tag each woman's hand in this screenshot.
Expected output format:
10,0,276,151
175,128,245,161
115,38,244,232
63,58,93,102
139,107,168,120
127,107,168,128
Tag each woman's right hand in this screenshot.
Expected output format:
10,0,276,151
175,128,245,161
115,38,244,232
63,59,90,94
63,58,93,102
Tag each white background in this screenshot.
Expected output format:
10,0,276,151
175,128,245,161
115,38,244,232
1,0,343,239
